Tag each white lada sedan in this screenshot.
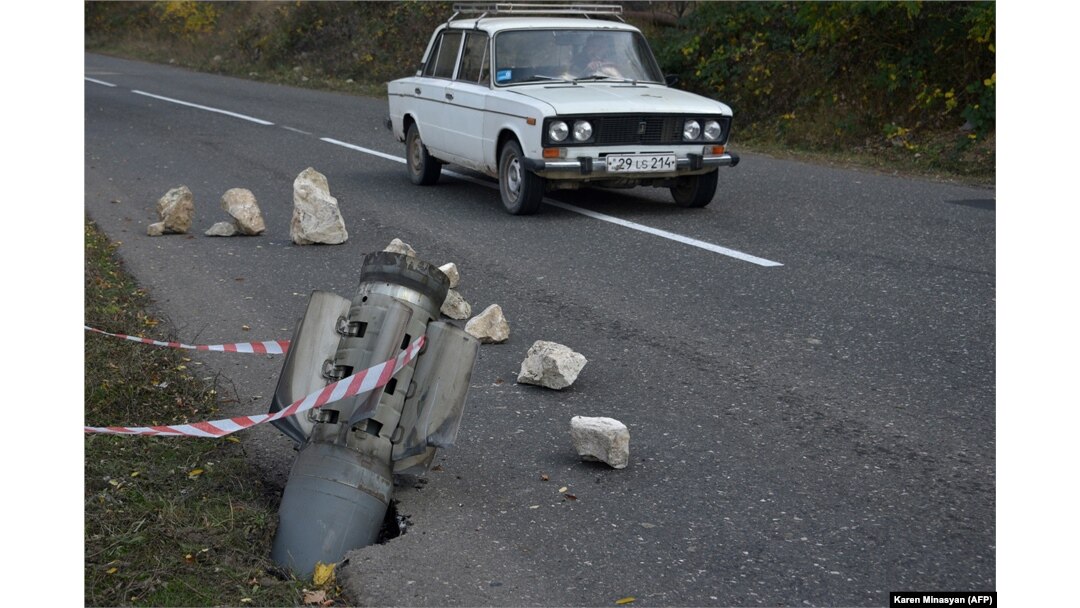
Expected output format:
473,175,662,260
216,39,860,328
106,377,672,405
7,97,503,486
386,4,739,214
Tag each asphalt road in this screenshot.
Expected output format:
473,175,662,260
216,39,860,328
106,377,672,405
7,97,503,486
84,53,996,607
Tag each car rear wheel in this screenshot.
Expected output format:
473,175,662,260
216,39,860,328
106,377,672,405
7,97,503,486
670,171,719,208
498,141,544,215
406,123,441,186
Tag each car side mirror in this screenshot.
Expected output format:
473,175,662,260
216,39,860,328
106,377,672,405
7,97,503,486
665,74,679,87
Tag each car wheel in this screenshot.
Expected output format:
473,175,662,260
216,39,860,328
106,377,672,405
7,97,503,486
498,140,544,215
670,171,719,208
406,123,441,186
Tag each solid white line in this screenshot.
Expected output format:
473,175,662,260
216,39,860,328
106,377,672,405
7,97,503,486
544,201,784,266
321,137,405,164
84,77,116,87
321,137,783,266
131,90,274,125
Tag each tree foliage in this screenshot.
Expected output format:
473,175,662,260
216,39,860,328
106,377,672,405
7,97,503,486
648,1,995,150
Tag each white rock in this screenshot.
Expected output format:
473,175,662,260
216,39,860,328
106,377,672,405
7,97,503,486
147,222,165,237
441,289,471,320
439,262,460,288
205,221,238,237
384,238,416,257
153,186,194,234
221,188,265,235
517,341,587,390
465,304,510,344
290,167,348,245
570,416,629,469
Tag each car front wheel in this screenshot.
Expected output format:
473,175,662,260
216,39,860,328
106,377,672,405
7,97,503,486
406,123,441,186
670,171,719,208
498,141,544,215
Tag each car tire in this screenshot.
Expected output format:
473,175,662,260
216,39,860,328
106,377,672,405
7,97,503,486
406,123,441,186
670,171,719,208
498,140,544,215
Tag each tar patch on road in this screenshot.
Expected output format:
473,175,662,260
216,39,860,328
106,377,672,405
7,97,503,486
947,198,995,211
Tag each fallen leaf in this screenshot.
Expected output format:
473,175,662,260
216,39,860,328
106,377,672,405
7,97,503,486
184,554,195,563
616,597,635,605
559,486,568,493
106,567,118,575
130,471,140,478
432,465,444,472
188,468,204,479
540,473,549,482
565,494,578,501
303,589,327,605
240,599,254,604
227,436,241,444
313,561,335,586
242,325,251,331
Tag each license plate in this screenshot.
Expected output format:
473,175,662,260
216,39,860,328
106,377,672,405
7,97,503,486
606,154,677,173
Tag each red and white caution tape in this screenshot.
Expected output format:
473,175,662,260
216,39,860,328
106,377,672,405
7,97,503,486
84,335,425,437
84,325,289,355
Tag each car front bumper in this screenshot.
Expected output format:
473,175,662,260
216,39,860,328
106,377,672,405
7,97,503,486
523,151,740,178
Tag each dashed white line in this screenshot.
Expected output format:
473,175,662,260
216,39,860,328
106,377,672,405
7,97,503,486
84,77,116,87
322,137,783,266
131,90,275,125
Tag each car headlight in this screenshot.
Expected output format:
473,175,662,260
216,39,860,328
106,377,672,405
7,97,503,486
683,119,701,141
703,120,722,141
573,120,593,142
548,121,569,142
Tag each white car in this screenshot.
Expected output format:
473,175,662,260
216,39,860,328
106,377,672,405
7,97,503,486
386,3,739,214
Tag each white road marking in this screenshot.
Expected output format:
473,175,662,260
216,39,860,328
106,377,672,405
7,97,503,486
321,137,406,164
84,77,116,87
322,137,783,266
543,200,784,266
131,90,275,125
281,126,313,135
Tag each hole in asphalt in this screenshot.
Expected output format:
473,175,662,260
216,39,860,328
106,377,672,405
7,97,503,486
376,500,410,543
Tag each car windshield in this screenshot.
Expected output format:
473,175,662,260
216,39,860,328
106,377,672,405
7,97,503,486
493,29,664,85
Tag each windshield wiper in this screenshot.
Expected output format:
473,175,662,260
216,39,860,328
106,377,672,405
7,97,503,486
519,74,573,84
573,75,613,83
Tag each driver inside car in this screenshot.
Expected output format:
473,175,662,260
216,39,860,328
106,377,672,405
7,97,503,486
572,35,622,78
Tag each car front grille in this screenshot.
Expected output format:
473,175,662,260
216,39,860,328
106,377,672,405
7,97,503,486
594,116,682,145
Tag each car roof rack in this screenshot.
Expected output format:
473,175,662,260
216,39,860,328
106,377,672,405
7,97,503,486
450,3,623,21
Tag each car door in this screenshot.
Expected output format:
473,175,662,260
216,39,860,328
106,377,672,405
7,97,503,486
415,30,463,157
442,31,490,170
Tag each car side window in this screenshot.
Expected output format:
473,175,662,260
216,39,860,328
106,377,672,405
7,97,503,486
424,31,462,79
457,32,490,85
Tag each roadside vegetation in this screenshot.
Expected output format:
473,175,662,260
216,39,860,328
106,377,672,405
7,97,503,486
84,219,339,606
84,0,994,184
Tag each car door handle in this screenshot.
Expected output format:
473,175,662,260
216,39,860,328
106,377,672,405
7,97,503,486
445,92,454,101
414,87,421,95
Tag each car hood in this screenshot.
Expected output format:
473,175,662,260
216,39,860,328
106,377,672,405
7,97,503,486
508,83,733,116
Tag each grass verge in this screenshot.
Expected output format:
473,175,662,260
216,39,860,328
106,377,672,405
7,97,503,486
84,219,340,607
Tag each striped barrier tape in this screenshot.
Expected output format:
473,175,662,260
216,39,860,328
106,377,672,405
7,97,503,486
85,335,425,437
84,325,290,355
